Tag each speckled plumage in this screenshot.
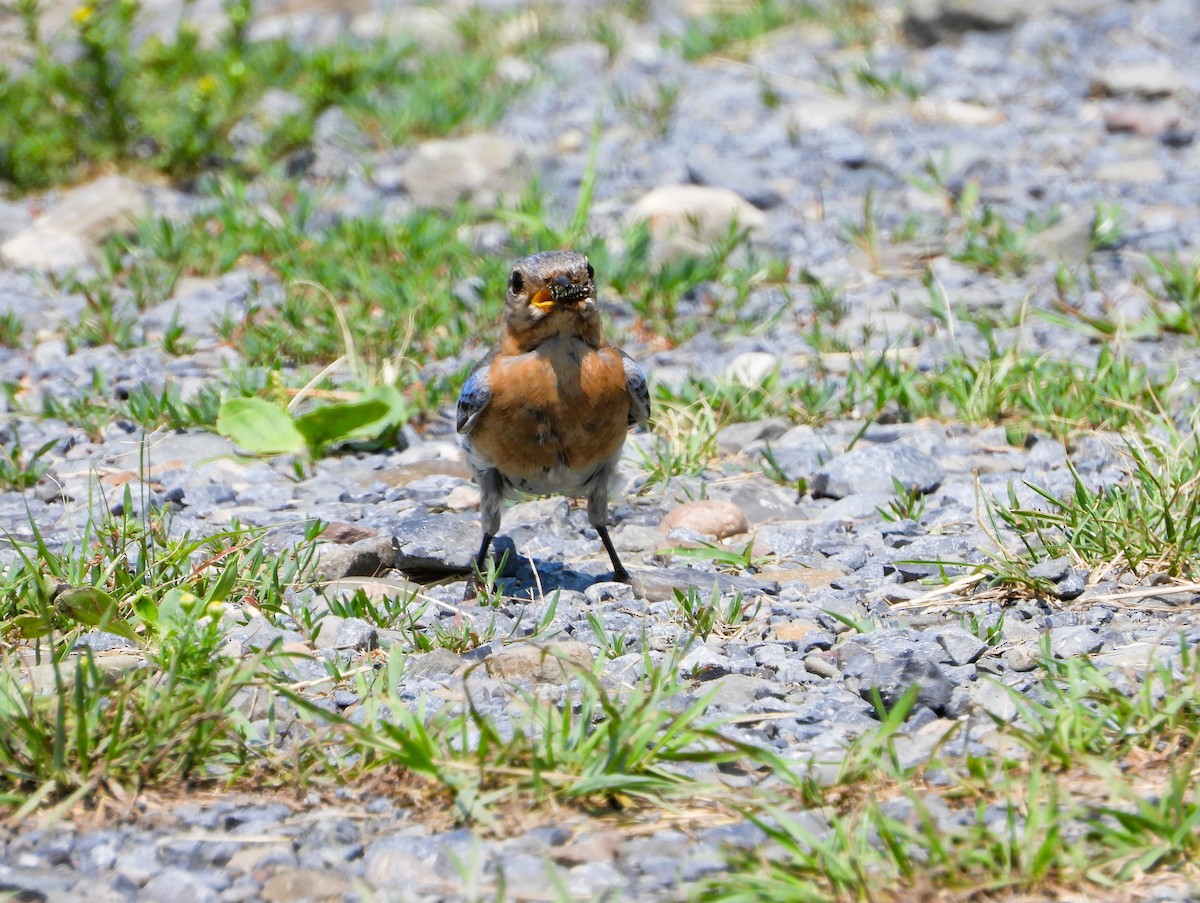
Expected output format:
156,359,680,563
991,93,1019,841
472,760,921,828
456,250,649,595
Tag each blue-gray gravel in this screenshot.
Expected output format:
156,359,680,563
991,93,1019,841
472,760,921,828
2,0,1200,900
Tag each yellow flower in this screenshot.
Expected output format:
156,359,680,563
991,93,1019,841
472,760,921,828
72,4,94,25
197,74,217,95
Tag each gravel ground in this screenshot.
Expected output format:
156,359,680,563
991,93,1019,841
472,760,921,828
2,0,1200,900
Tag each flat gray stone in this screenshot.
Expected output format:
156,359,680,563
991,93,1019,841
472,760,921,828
716,417,791,455
1049,625,1103,659
392,510,481,573
903,0,1026,46
812,444,943,500
846,648,955,715
933,626,989,665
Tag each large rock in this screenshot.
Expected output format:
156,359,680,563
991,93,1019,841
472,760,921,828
1,225,91,272
811,443,943,500
2,175,147,272
1090,61,1184,100
39,174,148,243
903,0,1027,46
659,500,750,540
844,648,955,715
484,640,593,682
350,7,463,52
392,510,481,573
397,133,528,209
625,185,766,269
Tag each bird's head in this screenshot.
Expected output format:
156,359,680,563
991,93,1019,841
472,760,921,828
501,250,601,350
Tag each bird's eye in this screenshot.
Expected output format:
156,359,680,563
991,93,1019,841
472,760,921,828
586,263,595,280
510,270,524,293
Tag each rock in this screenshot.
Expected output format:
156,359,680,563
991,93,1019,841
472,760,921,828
1052,570,1087,601
404,647,466,678
484,640,593,682
550,831,622,865
756,427,833,483
773,621,819,643
812,444,943,500
0,199,32,241
75,631,137,652
392,510,481,573
1094,159,1165,185
584,580,636,604
846,648,955,715
39,174,148,243
315,616,378,651
1005,644,1042,672
1027,557,1070,582
1037,210,1098,265
139,868,220,903
659,500,749,540
566,860,627,898
1104,103,1182,137
910,97,1005,127
685,144,782,210
803,653,840,679
1049,625,1103,659
362,836,428,889
445,484,480,511
311,107,373,178
141,272,270,338
397,133,528,209
349,7,463,52
715,418,791,455
1161,128,1194,149
624,185,767,269
704,673,777,710
1091,61,1183,100
933,627,989,666
722,351,779,384
313,536,396,581
321,522,379,544
903,0,1026,47
630,568,779,602
261,869,351,903
1,225,91,271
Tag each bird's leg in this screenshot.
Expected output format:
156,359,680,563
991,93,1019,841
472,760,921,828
596,524,631,584
464,532,494,601
466,468,505,601
588,469,631,584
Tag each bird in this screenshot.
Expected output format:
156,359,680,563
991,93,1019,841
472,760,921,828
456,249,650,598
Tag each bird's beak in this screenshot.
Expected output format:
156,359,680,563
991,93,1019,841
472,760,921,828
530,287,556,313
530,281,591,313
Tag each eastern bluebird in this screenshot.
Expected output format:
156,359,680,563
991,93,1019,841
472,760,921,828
456,249,650,597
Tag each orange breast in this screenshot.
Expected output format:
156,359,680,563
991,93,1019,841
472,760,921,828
471,340,631,483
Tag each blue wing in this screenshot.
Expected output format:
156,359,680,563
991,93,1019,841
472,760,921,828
456,358,493,435
621,352,650,427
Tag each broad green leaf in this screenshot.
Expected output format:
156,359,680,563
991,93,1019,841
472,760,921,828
293,397,390,453
12,613,52,639
56,588,139,643
132,595,159,631
216,397,305,455
341,385,409,441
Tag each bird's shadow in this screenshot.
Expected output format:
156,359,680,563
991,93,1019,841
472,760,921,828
485,537,611,597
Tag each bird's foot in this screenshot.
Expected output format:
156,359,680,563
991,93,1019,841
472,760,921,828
463,572,485,602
